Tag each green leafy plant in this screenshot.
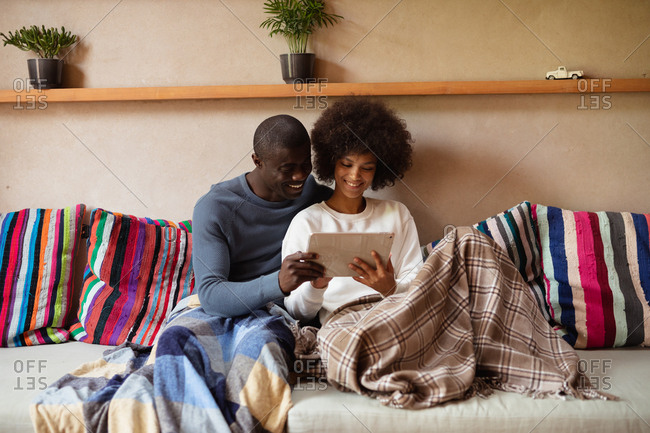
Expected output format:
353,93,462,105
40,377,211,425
1,25,77,59
260,0,343,54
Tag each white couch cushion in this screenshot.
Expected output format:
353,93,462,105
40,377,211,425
2,344,647,432
288,348,650,433
0,342,110,433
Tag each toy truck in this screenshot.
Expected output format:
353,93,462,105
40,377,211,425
545,66,584,80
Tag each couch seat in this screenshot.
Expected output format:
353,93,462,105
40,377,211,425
288,348,650,433
0,342,110,433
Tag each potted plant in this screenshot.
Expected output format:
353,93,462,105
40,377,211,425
260,0,343,84
1,25,77,89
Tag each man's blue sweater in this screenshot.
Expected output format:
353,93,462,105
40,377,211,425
192,173,331,317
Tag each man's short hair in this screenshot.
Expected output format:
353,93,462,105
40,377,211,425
253,115,310,160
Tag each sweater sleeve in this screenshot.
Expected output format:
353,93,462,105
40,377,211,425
281,210,326,321
393,207,424,294
284,282,326,322
193,195,285,317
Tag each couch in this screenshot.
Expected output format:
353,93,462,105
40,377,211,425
1,202,648,433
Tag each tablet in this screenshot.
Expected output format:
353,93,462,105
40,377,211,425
307,232,395,277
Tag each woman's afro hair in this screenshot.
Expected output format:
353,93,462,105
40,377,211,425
310,97,413,190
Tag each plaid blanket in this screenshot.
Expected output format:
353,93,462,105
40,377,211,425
318,227,615,409
31,297,295,433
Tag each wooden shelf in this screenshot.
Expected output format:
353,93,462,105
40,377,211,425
1,79,648,103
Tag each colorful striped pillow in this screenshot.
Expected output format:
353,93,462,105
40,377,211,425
422,201,550,321
69,209,194,346
533,204,650,348
0,205,85,346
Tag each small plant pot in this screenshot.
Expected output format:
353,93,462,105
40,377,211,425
27,58,64,89
280,53,315,84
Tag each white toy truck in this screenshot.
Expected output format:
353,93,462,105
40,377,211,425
545,66,583,80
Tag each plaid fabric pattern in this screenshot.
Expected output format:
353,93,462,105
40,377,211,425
32,298,295,433
472,201,551,322
422,201,551,322
318,227,613,409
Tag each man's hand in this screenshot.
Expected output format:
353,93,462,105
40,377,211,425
350,251,397,297
279,252,328,294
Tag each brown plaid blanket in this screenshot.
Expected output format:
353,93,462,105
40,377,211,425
317,227,614,409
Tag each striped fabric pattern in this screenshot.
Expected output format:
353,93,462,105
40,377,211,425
0,205,85,346
69,209,194,346
533,204,650,348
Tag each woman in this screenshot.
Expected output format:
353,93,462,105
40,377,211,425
282,97,423,324
283,97,608,410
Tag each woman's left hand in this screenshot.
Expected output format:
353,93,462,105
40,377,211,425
350,251,397,297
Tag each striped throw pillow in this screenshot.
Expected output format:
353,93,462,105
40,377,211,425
533,204,650,348
0,205,85,346
69,209,194,346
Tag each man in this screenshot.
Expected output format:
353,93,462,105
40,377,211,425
31,116,332,433
192,114,332,317
140,115,333,433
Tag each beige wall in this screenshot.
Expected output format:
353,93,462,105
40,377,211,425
1,0,649,245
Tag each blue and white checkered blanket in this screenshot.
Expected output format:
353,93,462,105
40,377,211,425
31,298,295,433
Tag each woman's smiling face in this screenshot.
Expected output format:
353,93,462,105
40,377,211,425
333,152,377,200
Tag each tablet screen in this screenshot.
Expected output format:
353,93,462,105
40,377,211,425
307,232,394,277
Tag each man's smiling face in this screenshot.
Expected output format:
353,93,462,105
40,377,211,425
255,144,313,202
